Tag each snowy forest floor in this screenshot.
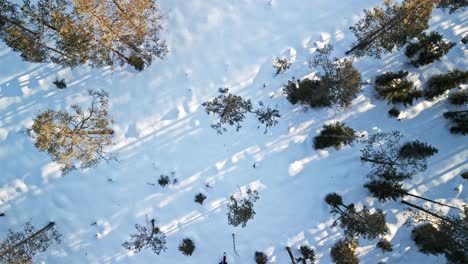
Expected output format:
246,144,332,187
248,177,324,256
0,0,467,263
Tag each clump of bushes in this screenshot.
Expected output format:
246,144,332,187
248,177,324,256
313,122,356,150
375,71,422,106
178,238,195,256
405,32,456,67
425,70,468,100
448,89,468,105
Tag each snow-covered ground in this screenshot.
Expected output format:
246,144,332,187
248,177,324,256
0,0,466,263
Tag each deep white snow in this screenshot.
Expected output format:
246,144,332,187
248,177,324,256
0,0,466,263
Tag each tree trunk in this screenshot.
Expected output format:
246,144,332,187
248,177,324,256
403,192,459,209
0,222,55,258
285,246,297,264
360,157,401,166
232,233,239,256
401,200,467,230
86,129,114,135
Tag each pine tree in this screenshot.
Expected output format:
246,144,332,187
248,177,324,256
425,70,468,99
178,238,195,256
202,88,253,134
227,188,259,228
347,0,437,58
254,102,281,133
374,71,422,106
27,90,114,175
443,110,468,135
0,0,167,70
122,219,167,255
0,222,60,263
405,31,456,67
330,239,359,264
309,45,362,108
437,0,468,14
411,210,468,264
297,246,315,264
360,131,438,180
313,122,356,150
448,89,468,105
325,193,388,240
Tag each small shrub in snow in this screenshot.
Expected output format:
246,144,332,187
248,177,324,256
313,122,356,150
122,219,167,255
227,188,259,228
388,107,401,118
448,90,468,105
178,238,195,256
202,88,253,134
255,251,268,264
375,71,422,106
443,110,468,135
330,239,359,264
273,57,291,75
254,102,281,133
425,70,468,99
53,78,67,89
158,175,170,187
194,193,207,205
462,35,468,44
405,32,456,67
0,222,60,263
297,245,316,264
376,238,393,252
462,171,468,180
219,252,228,264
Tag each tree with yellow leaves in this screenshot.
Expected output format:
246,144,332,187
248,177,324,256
346,0,438,58
27,90,114,175
0,0,167,70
